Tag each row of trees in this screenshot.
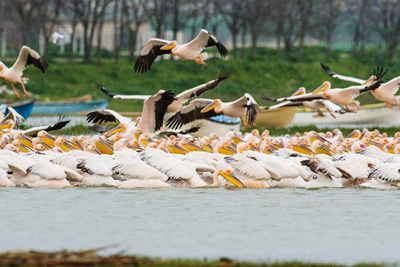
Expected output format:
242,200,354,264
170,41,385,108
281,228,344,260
3,0,400,62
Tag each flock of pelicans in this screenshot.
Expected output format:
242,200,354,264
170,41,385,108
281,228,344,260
0,29,400,190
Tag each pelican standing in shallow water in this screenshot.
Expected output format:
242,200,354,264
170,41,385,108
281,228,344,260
134,29,227,73
0,46,48,98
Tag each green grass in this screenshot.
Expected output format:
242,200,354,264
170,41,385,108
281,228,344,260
3,46,399,113
0,249,391,267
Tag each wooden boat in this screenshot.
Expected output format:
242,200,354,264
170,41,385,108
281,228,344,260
290,103,400,127
32,95,109,115
2,100,35,119
255,107,297,127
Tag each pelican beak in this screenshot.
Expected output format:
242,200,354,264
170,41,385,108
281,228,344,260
300,143,315,155
219,170,245,188
160,42,175,50
232,136,244,144
174,144,187,154
363,76,375,85
188,142,204,151
0,122,13,130
321,143,335,155
312,83,328,95
201,100,219,113
99,139,113,151
315,134,332,145
64,141,76,151
18,135,34,148
105,124,124,137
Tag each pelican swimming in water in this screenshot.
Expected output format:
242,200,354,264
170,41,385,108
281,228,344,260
0,46,48,98
167,93,260,129
134,29,227,73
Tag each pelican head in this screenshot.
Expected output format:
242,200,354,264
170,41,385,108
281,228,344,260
160,41,178,51
237,142,251,154
0,62,5,73
217,168,244,188
364,75,377,85
201,99,222,113
105,123,127,137
312,81,331,95
0,119,14,131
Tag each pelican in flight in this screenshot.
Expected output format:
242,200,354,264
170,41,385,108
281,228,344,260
134,29,228,73
101,68,232,113
276,81,383,111
0,46,48,98
87,90,175,135
166,93,260,129
321,64,400,109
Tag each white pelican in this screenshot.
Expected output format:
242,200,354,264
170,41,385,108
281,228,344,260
87,90,175,134
134,29,227,73
360,163,400,189
0,46,48,98
321,64,400,108
166,93,260,129
300,158,345,188
25,162,72,188
263,87,344,118
279,81,383,111
0,168,16,187
101,68,231,113
77,159,117,187
0,107,25,127
113,161,170,188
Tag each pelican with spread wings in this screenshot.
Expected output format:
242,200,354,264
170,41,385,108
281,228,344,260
0,46,49,98
134,29,228,73
101,68,232,113
166,93,260,129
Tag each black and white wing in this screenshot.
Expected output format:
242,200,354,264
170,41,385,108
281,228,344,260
23,117,70,137
3,107,24,127
176,68,232,104
86,109,131,125
100,87,151,100
186,29,228,58
134,38,172,73
166,99,217,129
11,46,49,73
138,90,176,133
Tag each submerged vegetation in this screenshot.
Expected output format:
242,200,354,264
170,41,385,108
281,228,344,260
4,47,400,112
0,249,389,267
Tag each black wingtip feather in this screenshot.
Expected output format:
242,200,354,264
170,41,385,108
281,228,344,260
100,87,116,98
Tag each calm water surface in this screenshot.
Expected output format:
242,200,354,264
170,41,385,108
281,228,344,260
1,187,400,264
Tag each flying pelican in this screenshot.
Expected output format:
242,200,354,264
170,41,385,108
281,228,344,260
87,90,175,134
321,64,400,109
134,29,228,73
277,81,383,111
166,93,260,129
0,46,48,98
101,68,232,113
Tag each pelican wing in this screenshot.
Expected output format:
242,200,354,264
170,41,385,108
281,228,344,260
23,118,70,137
339,81,383,98
77,159,112,176
368,163,400,182
225,155,271,180
381,76,400,95
177,68,232,103
86,109,131,125
11,46,48,73
27,162,67,180
166,99,217,129
134,38,172,73
138,90,176,132
278,93,327,102
112,160,168,181
3,107,24,127
320,63,365,84
230,94,260,125
100,87,151,100
264,101,302,110
186,29,228,58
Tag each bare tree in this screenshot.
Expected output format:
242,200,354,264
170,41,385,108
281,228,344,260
148,0,170,38
315,0,343,60
297,0,314,55
64,0,82,62
215,0,244,57
80,0,110,62
349,0,372,55
9,0,40,47
37,0,64,59
123,0,149,62
372,0,400,60
247,0,269,59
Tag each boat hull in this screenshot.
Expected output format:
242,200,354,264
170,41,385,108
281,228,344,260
5,100,35,119
32,100,109,115
255,107,297,127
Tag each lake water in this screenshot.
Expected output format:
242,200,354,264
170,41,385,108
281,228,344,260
1,187,400,264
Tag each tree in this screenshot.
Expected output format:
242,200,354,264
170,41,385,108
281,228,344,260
9,0,40,47
64,0,82,63
247,0,269,59
372,0,400,60
215,0,244,57
147,0,170,38
349,0,372,55
37,0,64,60
297,0,314,55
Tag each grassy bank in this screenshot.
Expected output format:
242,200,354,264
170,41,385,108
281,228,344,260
5,47,400,112
0,249,389,267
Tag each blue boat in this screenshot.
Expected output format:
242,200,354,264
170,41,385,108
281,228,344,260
2,100,35,119
31,99,109,115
